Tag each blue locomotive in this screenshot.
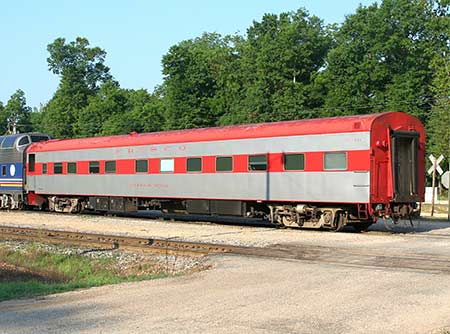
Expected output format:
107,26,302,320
0,133,51,209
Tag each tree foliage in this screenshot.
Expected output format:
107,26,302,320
4,89,32,134
161,10,332,127
226,9,332,123
40,37,112,138
322,0,448,121
162,33,236,129
0,102,6,135
47,37,111,90
71,80,165,137
426,0,450,160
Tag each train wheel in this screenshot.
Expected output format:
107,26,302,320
333,212,347,232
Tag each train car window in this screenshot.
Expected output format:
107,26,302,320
31,135,50,142
67,162,77,174
28,154,35,172
105,161,116,173
160,159,174,173
324,152,347,170
284,153,305,171
1,136,16,148
1,165,6,176
216,156,233,172
42,163,47,174
187,158,202,172
53,163,63,174
248,155,267,171
89,161,100,174
18,136,30,146
135,160,148,173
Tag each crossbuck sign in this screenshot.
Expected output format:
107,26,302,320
428,154,444,217
428,154,444,175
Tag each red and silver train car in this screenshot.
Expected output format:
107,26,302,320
25,112,425,231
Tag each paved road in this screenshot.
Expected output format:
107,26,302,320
1,254,450,334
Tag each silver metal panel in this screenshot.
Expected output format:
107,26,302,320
34,132,370,162
30,171,370,203
268,172,370,202
0,149,23,164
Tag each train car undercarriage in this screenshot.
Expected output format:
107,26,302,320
0,193,23,210
25,193,395,232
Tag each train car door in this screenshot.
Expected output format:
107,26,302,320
26,153,36,190
390,130,420,202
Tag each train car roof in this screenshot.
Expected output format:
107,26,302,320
27,112,420,153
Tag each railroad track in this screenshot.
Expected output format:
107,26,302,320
1,225,450,274
9,210,450,240
0,226,234,256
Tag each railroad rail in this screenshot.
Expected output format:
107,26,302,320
8,210,450,240
1,226,450,274
0,226,234,256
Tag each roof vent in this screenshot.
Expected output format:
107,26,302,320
353,122,361,129
129,131,138,136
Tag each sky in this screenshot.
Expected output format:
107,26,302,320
0,0,376,109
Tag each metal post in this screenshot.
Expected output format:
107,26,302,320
447,51,450,221
448,139,450,220
448,159,450,221
431,158,436,217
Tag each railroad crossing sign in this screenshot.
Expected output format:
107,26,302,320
428,154,444,175
428,154,445,217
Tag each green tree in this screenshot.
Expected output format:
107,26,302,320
427,53,450,159
4,89,32,133
29,106,45,133
47,37,111,90
76,80,166,136
426,0,450,161
427,45,450,159
221,9,332,124
162,33,236,129
322,0,448,120
0,101,7,134
123,87,165,134
100,88,165,135
41,37,112,138
75,80,127,137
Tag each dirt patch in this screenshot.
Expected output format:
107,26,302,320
0,262,64,283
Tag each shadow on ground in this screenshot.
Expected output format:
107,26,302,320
368,217,450,234
81,209,450,235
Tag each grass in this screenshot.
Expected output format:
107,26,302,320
0,242,193,301
421,203,449,214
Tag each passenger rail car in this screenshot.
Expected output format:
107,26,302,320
22,112,424,231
